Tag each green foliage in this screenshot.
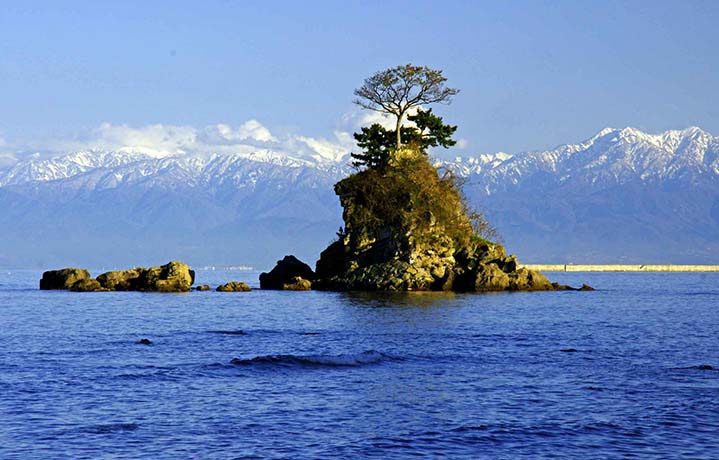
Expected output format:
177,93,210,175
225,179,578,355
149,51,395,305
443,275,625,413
337,152,489,252
351,109,457,170
406,108,457,151
351,124,393,169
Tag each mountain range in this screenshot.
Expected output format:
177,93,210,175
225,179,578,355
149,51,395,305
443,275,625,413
1,126,717,269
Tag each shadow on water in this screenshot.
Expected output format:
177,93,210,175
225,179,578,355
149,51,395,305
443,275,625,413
339,289,523,308
339,290,466,308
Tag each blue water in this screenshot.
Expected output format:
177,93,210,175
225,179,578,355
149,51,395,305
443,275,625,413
1,270,718,459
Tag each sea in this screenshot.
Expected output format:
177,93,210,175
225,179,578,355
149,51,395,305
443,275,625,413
1,269,717,459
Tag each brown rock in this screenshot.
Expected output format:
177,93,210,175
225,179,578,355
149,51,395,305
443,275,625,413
69,278,106,292
260,255,315,290
474,263,511,291
40,268,91,290
97,268,144,291
138,261,194,292
282,276,312,291
217,281,251,292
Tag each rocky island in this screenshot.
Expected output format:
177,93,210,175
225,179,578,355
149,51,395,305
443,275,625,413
260,148,590,292
261,64,591,293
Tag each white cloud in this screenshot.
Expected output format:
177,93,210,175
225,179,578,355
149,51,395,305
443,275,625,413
456,139,469,149
292,131,355,163
1,108,463,167
3,119,353,165
206,120,277,143
339,106,425,132
88,123,198,157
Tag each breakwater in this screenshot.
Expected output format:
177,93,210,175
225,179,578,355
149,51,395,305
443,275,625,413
521,264,719,272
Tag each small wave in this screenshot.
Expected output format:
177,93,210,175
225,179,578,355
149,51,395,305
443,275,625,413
450,425,489,433
208,330,246,335
673,364,716,371
81,422,138,434
230,350,394,368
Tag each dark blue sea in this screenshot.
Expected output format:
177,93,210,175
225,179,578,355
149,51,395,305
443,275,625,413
1,270,718,459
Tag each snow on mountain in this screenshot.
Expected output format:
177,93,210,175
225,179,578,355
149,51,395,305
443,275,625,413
0,148,349,190
444,126,719,195
2,126,716,191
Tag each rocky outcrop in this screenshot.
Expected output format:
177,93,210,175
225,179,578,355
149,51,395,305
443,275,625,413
310,151,589,292
39,268,91,290
194,284,212,291
314,238,561,292
39,261,195,293
259,256,315,290
217,281,251,292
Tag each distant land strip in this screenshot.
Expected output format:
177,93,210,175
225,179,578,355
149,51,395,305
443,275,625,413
521,264,719,272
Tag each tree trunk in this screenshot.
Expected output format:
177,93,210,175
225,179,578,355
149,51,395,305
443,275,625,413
395,112,403,149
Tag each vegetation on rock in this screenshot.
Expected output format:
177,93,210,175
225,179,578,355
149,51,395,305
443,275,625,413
351,108,457,170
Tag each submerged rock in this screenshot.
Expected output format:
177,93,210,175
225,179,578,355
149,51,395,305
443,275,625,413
40,268,91,290
260,256,315,290
217,281,251,292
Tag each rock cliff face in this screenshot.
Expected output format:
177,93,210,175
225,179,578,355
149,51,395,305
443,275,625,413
313,150,575,292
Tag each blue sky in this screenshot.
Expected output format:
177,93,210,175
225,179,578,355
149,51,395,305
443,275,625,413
1,0,718,157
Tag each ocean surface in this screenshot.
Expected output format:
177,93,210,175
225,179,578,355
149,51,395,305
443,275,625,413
1,270,718,459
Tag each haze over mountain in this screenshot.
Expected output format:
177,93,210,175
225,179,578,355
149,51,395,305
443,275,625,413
1,126,717,269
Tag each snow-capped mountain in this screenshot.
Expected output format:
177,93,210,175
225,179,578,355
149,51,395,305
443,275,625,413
1,126,718,268
438,126,719,192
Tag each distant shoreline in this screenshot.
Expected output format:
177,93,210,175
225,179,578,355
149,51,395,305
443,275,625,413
522,264,719,272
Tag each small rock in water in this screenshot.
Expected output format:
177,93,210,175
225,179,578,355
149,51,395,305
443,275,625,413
560,348,579,353
696,364,714,370
137,338,152,345
217,281,251,292
194,284,211,291
579,284,595,291
259,256,315,290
